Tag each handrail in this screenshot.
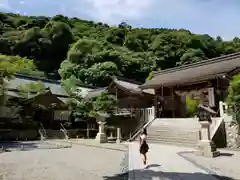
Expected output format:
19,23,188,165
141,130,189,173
60,123,69,139
40,123,46,137
127,117,156,142
127,115,145,140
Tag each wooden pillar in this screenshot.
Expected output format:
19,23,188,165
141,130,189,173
154,89,158,118
161,86,164,118
171,87,175,118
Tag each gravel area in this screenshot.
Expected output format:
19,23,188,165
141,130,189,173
0,141,129,180
179,149,240,180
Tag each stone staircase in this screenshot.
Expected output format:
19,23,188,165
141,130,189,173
146,118,200,147
45,129,66,139
39,129,67,140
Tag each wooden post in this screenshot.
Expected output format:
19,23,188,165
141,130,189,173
171,87,175,118
86,124,90,138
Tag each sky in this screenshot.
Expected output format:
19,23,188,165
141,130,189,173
0,0,239,40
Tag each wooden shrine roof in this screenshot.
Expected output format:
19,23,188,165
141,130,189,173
140,52,240,89
85,77,154,99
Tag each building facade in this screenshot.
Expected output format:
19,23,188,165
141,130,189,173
140,52,240,118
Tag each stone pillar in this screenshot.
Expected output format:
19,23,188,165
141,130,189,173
152,106,156,119
195,121,220,157
95,121,107,143
116,128,121,144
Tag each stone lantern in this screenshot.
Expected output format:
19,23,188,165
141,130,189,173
95,112,109,143
195,104,220,157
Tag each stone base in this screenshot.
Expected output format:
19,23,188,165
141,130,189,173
95,133,107,143
116,139,121,144
195,140,220,158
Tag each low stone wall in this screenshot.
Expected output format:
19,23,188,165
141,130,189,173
0,130,39,141
224,122,240,148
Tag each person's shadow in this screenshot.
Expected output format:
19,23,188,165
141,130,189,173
103,169,236,180
145,164,161,169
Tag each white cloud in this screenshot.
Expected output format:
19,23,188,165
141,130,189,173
19,1,24,5
0,0,12,10
73,0,240,40
78,0,153,23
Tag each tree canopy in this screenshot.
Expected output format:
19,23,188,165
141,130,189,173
0,12,240,85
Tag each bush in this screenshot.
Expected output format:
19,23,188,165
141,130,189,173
186,96,200,117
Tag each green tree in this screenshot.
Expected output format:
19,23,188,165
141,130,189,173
179,48,206,65
226,73,240,125
186,96,200,117
0,11,240,83
71,90,117,119
0,55,44,104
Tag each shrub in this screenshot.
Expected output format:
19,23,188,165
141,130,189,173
186,96,200,117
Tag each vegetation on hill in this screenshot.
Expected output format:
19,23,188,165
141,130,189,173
1,12,240,86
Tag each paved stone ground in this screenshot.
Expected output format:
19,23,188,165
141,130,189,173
1,139,239,180
179,149,240,180
105,142,238,180
0,140,129,180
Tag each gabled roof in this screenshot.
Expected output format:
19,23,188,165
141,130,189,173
85,88,106,99
112,76,143,94
140,52,240,89
22,90,66,107
111,76,154,95
85,76,154,98
6,73,98,97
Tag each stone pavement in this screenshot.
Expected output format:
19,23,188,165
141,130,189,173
179,149,240,179
0,140,128,180
128,142,235,180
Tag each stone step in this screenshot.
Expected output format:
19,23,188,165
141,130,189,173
147,136,197,143
45,130,66,139
147,139,196,147
148,128,199,134
147,135,197,141
148,130,198,137
148,126,199,131
151,120,199,128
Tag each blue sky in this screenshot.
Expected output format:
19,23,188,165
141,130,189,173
0,0,239,40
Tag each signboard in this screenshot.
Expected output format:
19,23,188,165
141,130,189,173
208,87,215,107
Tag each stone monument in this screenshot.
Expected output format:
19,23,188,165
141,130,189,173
195,104,220,157
95,112,109,143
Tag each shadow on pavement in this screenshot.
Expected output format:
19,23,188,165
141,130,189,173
0,141,38,149
103,169,236,180
61,140,128,152
219,152,234,157
146,164,161,169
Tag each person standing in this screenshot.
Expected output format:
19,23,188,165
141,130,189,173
139,128,149,168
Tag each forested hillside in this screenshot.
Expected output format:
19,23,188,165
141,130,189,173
1,12,240,86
